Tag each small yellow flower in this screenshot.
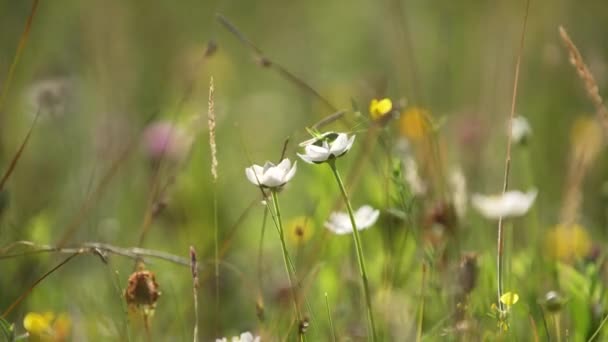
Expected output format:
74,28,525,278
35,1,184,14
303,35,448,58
369,98,393,120
500,292,519,307
570,116,603,167
286,216,314,245
23,312,71,342
399,107,431,141
545,223,591,262
24,312,53,336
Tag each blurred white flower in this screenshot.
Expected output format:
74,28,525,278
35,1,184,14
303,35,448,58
216,331,260,342
325,205,379,235
471,189,537,219
450,168,467,218
298,132,355,164
404,157,426,195
510,116,532,144
24,77,73,119
245,159,297,189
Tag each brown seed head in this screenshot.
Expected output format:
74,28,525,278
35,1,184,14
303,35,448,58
125,270,161,308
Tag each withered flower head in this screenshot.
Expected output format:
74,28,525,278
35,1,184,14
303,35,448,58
424,201,458,235
458,252,479,296
125,270,161,309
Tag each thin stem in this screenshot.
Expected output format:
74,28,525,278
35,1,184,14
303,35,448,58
213,181,220,334
270,191,304,342
589,313,608,341
328,161,377,341
554,314,561,342
257,207,269,320
496,0,531,313
325,292,336,342
416,263,427,342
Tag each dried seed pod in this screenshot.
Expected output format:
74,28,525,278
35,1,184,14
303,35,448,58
458,253,479,296
125,269,161,309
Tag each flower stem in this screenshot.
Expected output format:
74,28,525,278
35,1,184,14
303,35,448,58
325,292,336,342
328,161,377,341
270,191,305,342
497,216,505,314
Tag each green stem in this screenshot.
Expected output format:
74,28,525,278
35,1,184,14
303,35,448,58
554,313,561,342
325,292,337,342
416,263,427,342
270,191,305,342
328,161,377,341
497,216,506,314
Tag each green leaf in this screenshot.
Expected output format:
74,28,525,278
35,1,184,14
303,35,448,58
0,318,15,342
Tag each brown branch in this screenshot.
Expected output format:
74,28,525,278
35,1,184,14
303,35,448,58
2,252,80,318
0,0,40,114
216,13,339,115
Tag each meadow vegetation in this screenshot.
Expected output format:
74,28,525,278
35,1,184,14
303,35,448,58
1,1,608,341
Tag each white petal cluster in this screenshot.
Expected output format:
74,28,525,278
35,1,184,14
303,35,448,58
511,116,532,144
325,205,380,235
471,189,537,219
245,159,297,189
216,331,260,342
404,157,426,195
298,132,355,164
450,168,467,218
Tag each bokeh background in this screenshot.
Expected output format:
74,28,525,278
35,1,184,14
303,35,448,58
1,0,608,340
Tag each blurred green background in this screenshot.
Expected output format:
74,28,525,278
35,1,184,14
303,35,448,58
1,0,608,340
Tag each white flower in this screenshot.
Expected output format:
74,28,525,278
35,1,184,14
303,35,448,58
404,157,426,195
298,132,355,164
510,116,532,144
450,168,467,218
325,205,380,235
245,159,297,189
216,331,260,342
471,189,537,219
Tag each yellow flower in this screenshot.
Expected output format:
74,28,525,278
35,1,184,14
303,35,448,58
399,107,431,141
545,223,591,262
23,312,71,342
570,116,603,168
369,98,393,120
286,216,314,245
500,292,519,307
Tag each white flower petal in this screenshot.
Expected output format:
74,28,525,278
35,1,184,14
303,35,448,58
325,212,353,234
450,168,468,218
329,133,349,155
239,332,255,342
298,132,355,163
355,205,380,228
343,134,356,153
245,165,262,185
260,166,287,188
472,189,537,219
297,153,315,164
511,116,532,144
325,205,378,235
246,159,296,188
304,144,331,162
262,161,275,173
404,157,426,195
284,160,297,182
276,158,291,173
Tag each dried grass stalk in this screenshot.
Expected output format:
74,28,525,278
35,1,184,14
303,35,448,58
208,76,218,181
559,26,608,134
